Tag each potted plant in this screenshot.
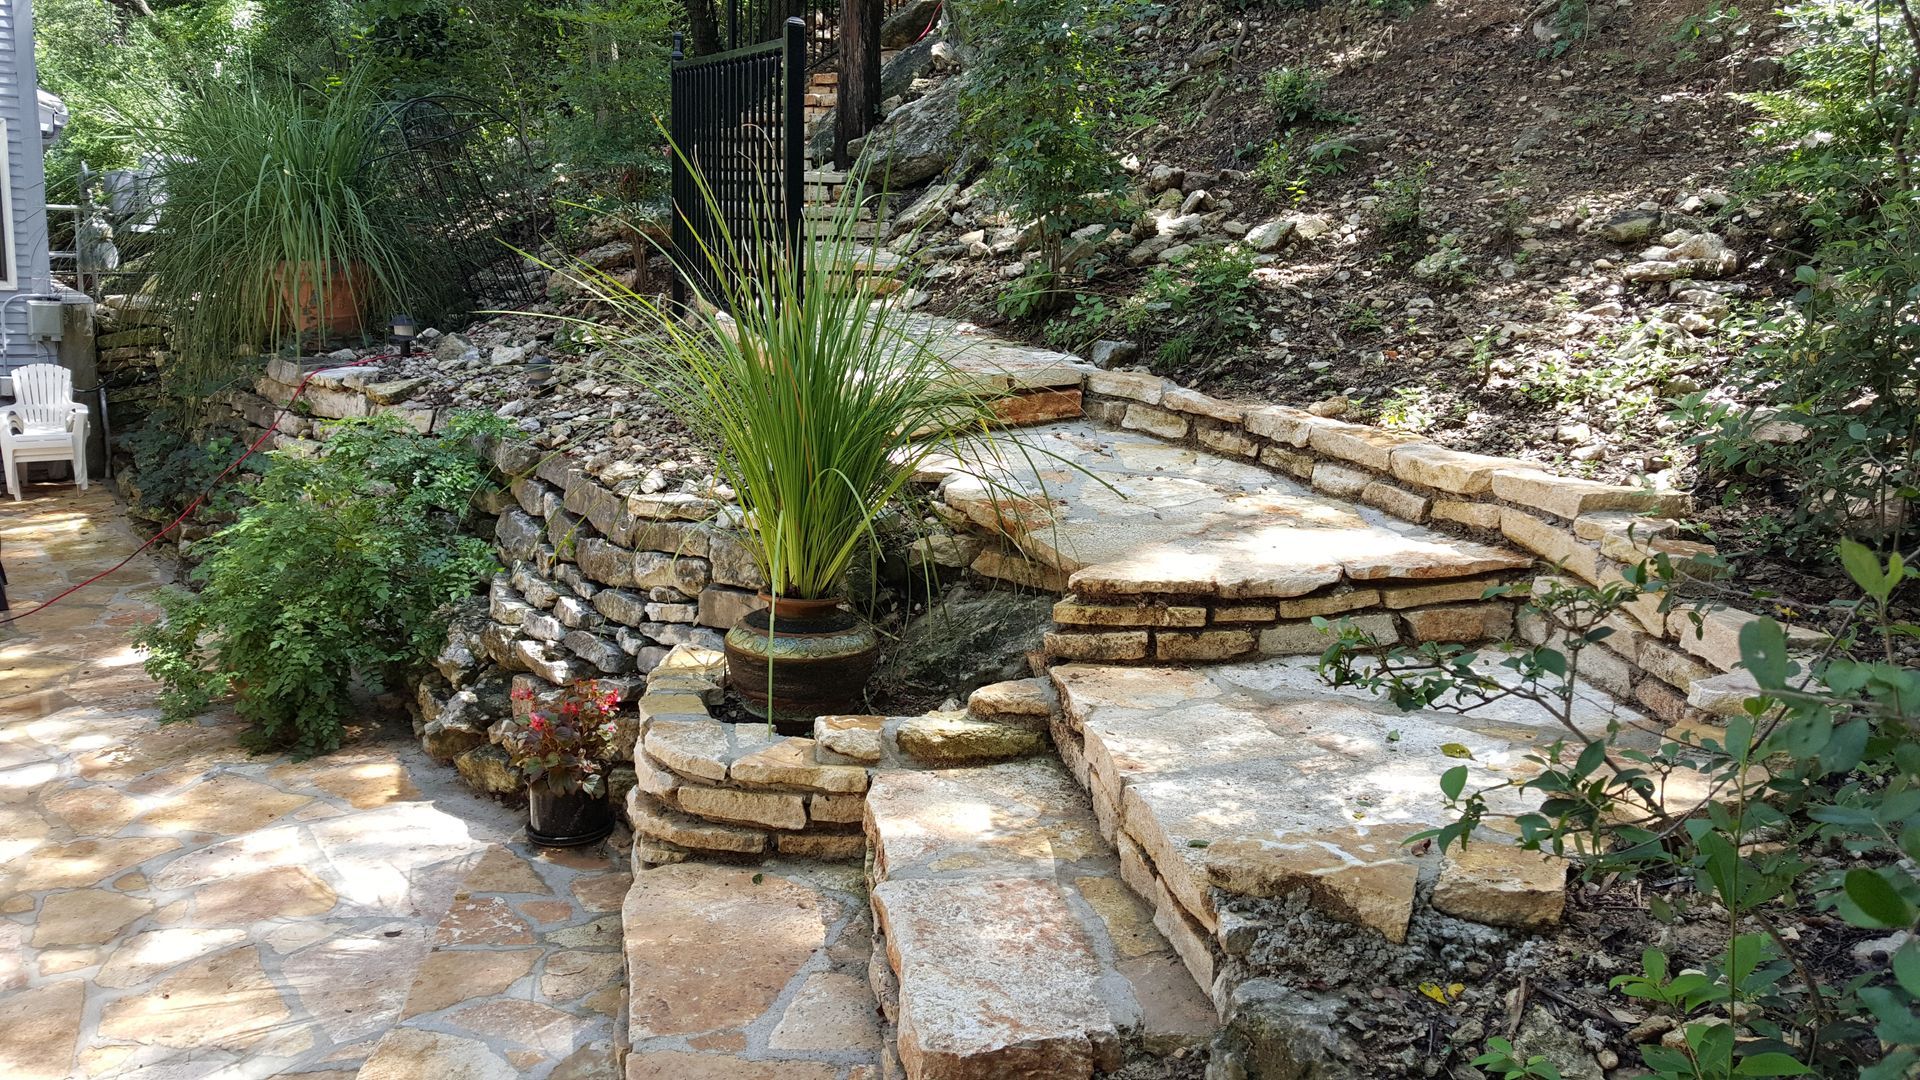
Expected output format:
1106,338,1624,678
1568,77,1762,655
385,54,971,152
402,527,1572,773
138,73,420,394
569,169,1012,729
503,681,623,847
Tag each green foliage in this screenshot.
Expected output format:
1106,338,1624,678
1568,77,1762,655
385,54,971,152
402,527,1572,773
1253,133,1354,202
137,73,425,410
1317,542,1920,1076
1373,162,1431,243
502,681,625,796
121,411,247,525
954,0,1134,270
1678,0,1919,557
1472,1038,1563,1080
570,171,1017,603
1537,0,1594,58
133,414,504,757
1123,244,1261,368
1262,66,1332,128
1041,293,1119,354
1669,2,1749,65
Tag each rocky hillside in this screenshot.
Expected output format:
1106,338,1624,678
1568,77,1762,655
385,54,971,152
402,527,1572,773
855,0,1821,580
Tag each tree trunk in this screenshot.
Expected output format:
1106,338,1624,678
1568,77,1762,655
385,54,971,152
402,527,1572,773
834,0,881,170
684,0,722,55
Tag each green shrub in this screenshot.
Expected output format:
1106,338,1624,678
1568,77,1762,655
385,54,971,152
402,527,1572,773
1123,243,1261,367
953,0,1132,276
1262,66,1331,128
1679,0,1918,557
1374,161,1430,243
121,411,247,526
1317,543,1920,1077
133,414,504,757
1254,133,1354,202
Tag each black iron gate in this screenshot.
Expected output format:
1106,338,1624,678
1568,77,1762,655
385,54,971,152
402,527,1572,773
669,17,806,310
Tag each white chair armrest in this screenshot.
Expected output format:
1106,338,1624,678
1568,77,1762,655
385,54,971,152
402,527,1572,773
67,402,89,430
0,403,21,435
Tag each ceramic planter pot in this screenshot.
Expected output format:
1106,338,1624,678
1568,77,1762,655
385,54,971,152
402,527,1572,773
526,784,614,848
274,261,371,340
724,595,880,732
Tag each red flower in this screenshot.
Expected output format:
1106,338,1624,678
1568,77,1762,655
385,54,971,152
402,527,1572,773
529,716,548,733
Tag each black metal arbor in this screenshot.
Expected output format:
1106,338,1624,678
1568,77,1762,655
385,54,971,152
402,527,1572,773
368,95,553,312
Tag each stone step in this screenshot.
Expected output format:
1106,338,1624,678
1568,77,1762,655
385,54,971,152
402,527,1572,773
619,859,885,1077
1045,656,1611,997
923,420,1534,659
865,759,1217,1079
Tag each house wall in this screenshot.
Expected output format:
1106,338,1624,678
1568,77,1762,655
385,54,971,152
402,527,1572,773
0,0,53,376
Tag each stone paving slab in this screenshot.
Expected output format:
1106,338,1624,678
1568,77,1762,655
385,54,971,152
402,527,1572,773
355,841,630,1080
930,422,1530,599
864,759,1217,1078
1049,656,1636,946
620,859,882,1080
0,488,572,1079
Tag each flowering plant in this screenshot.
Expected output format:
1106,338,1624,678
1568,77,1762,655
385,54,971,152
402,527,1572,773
501,680,625,797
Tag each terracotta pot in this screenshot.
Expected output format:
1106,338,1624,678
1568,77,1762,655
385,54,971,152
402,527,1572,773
526,784,614,848
724,594,880,733
274,261,372,340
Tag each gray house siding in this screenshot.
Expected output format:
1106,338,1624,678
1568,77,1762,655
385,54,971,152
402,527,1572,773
0,0,52,376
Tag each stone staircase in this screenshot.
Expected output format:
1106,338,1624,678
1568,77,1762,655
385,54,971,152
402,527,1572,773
926,419,1535,661
864,755,1217,1077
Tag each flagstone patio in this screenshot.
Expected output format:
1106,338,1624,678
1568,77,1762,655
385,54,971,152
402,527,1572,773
0,487,628,1080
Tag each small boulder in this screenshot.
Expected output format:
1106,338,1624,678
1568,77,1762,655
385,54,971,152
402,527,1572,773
1245,218,1294,252
1600,209,1661,244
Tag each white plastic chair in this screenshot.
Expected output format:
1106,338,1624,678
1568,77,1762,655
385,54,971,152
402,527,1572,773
1,364,89,501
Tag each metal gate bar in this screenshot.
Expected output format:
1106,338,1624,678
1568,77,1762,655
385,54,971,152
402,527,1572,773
670,17,806,312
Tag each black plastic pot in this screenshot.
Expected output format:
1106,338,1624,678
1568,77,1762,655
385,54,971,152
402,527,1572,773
526,784,614,848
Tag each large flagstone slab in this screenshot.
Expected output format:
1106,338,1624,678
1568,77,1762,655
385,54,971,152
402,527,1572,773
1051,656,1635,942
934,423,1529,599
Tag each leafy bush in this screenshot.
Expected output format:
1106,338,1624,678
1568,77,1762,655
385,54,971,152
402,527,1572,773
121,411,247,526
1374,161,1431,243
954,0,1132,276
1317,543,1920,1076
134,414,504,757
1677,0,1918,558
1254,133,1354,202
1124,244,1262,368
1262,66,1331,128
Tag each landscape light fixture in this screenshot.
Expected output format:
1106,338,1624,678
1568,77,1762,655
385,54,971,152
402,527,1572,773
389,313,418,356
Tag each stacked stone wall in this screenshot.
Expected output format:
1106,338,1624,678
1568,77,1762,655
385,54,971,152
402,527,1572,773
1044,369,1813,728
